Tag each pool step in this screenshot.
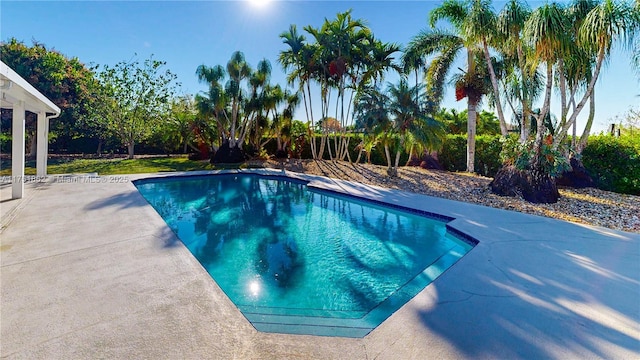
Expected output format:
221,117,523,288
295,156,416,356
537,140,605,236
242,312,374,338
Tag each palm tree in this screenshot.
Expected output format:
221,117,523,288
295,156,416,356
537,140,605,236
224,51,252,149
489,0,636,204
387,80,444,172
354,80,444,176
633,0,640,78
354,84,388,165
362,37,401,88
279,25,321,158
198,52,292,161
465,0,510,136
407,0,504,173
304,10,373,161
196,64,229,150
553,0,637,148
523,2,571,165
269,87,301,156
496,0,534,141
560,0,598,151
167,95,197,154
245,59,274,152
406,28,494,173
401,45,427,93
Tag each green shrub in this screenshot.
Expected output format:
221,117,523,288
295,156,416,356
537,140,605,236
0,132,11,154
499,135,570,178
438,134,467,173
438,134,502,177
475,135,503,177
582,135,640,195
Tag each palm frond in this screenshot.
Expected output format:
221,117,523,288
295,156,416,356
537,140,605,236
430,0,468,29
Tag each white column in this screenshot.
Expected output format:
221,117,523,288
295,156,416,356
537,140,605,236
36,112,47,177
11,101,25,199
45,116,50,167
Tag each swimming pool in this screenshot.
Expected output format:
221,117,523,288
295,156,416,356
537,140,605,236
134,173,475,337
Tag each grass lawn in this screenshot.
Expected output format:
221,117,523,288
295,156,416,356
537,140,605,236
0,156,216,176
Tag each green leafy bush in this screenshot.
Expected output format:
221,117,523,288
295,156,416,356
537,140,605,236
439,134,502,177
475,135,503,177
499,135,570,178
0,132,11,154
438,134,467,173
582,135,640,195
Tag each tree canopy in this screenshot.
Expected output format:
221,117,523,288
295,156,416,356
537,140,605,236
96,56,179,158
0,38,99,153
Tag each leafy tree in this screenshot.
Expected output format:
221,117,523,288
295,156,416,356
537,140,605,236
0,38,99,154
96,56,178,158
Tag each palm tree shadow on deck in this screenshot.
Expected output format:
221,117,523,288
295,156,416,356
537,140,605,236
82,188,185,248
405,224,640,358
83,189,150,211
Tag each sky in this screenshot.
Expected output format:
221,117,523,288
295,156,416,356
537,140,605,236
1,0,638,133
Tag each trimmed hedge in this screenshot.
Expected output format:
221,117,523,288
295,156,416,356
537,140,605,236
582,135,640,195
439,134,503,177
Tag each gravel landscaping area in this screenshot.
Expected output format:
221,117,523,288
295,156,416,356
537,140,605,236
259,159,640,234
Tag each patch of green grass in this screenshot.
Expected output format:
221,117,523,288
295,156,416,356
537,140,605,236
0,156,217,176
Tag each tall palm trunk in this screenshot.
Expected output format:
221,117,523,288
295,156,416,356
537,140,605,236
571,99,577,150
230,97,238,148
517,42,531,142
384,144,392,171
553,45,606,149
482,39,508,136
578,88,595,153
466,48,477,173
532,61,554,168
467,98,478,173
394,150,402,169
558,59,568,129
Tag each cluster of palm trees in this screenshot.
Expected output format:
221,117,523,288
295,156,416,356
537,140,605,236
277,0,637,178
192,0,637,182
279,11,420,165
407,0,639,175
279,11,451,175
195,51,300,161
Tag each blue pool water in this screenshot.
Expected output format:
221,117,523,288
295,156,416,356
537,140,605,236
135,173,475,337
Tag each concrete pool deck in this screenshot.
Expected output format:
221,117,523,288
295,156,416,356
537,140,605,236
1,169,638,359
